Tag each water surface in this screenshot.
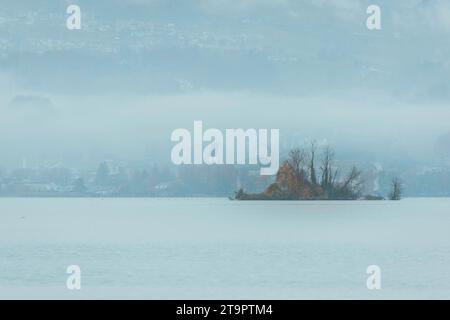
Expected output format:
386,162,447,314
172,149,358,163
1,198,449,299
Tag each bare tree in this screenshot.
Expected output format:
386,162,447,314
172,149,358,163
288,148,302,173
338,166,363,199
320,146,334,191
288,148,306,181
309,141,318,185
389,177,402,200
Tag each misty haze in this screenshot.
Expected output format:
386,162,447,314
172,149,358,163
1,0,450,300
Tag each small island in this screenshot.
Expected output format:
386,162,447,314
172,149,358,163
234,143,402,201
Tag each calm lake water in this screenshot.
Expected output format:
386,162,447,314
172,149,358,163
1,198,450,299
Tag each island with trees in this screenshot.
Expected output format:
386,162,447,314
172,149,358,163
234,143,402,201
